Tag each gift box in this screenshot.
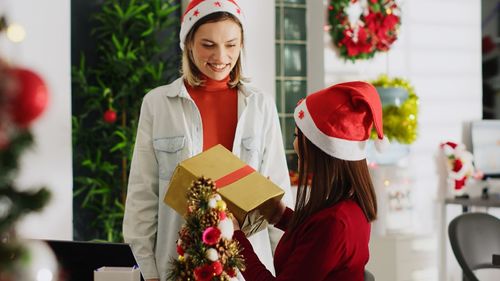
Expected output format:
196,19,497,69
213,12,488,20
94,266,140,281
164,144,284,236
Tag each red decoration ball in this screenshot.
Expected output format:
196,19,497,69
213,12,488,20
10,68,49,127
176,244,184,256
226,267,237,277
103,109,117,123
212,261,223,276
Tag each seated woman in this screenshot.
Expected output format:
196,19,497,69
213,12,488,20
233,81,384,281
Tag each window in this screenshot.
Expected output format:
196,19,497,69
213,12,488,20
275,0,307,177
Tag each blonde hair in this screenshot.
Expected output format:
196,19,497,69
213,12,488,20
181,12,244,88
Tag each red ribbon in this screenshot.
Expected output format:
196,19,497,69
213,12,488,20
215,165,255,188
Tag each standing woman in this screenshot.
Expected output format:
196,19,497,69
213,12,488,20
123,1,293,280
233,81,382,281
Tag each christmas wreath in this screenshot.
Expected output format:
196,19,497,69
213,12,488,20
168,177,245,281
328,0,401,61
370,75,418,144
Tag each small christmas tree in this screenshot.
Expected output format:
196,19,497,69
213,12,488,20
0,21,51,275
168,177,245,281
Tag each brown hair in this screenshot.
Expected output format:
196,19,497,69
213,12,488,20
182,12,244,88
287,129,377,233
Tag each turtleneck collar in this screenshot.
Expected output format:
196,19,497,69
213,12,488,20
187,75,232,92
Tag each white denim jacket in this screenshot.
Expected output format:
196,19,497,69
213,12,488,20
123,78,293,281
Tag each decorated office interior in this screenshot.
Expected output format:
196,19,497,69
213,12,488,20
1,0,500,281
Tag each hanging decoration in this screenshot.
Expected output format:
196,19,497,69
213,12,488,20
103,109,117,124
9,68,49,127
370,75,418,144
440,141,483,196
328,0,401,61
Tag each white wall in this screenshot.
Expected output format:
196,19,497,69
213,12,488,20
307,0,325,93
0,0,72,240
238,0,276,99
323,0,481,226
322,0,482,280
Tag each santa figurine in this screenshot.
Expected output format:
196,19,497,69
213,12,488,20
440,141,481,197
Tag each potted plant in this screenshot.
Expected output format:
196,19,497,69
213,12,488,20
72,0,180,242
367,74,419,164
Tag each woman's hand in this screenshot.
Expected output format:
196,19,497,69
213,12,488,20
265,199,287,225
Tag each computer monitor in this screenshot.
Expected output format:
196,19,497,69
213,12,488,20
43,239,143,281
471,120,500,178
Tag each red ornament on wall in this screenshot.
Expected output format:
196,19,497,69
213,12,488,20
103,109,117,123
9,68,49,127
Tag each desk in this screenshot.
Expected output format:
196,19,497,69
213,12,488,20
439,197,500,281
445,197,500,212
494,254,500,266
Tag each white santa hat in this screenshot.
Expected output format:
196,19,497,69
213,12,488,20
179,0,245,50
294,81,388,161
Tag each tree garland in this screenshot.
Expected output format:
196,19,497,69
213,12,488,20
0,55,50,275
168,177,245,281
370,75,418,144
328,0,401,61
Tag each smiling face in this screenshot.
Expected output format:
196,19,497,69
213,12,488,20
190,19,242,81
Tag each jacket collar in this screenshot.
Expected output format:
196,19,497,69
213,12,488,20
164,77,254,99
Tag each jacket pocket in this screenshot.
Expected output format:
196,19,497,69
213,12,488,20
240,136,260,168
153,136,185,180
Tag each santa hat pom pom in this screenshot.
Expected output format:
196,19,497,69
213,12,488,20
375,136,390,153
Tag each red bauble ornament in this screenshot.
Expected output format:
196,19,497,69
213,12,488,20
212,261,223,276
103,109,117,123
10,68,49,127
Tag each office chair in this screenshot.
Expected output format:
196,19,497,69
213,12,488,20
448,212,500,281
364,269,375,281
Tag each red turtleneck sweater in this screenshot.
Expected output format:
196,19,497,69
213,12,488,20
185,76,238,151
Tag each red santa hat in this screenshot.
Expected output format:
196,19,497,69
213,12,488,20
179,0,245,50
294,81,388,161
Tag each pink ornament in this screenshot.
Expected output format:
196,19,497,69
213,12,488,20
219,211,226,220
202,227,221,245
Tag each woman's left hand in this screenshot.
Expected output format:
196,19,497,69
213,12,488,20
231,214,240,231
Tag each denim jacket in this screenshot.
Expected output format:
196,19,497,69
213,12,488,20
123,78,293,281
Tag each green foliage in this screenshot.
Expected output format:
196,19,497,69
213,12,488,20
72,0,180,242
370,75,419,144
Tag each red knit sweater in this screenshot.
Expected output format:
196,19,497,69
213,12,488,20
186,76,238,151
234,200,370,281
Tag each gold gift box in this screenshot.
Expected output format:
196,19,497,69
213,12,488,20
164,144,284,236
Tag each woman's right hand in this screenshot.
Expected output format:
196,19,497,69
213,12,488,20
265,199,287,225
